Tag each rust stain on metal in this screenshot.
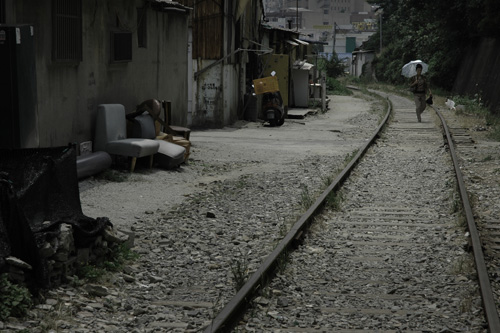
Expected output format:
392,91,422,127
177,0,223,59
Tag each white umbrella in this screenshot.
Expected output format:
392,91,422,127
401,60,428,78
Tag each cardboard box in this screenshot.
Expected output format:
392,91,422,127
253,76,280,95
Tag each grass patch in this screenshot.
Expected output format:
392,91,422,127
299,185,314,211
76,243,139,283
344,149,359,165
326,190,343,211
230,253,249,292
326,77,353,96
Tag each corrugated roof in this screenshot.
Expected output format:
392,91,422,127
293,60,314,70
261,23,298,34
292,38,309,45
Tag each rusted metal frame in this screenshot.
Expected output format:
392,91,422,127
192,0,223,59
432,105,500,332
203,92,392,333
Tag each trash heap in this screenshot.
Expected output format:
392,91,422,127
0,146,126,290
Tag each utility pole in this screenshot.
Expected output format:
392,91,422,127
333,22,336,51
296,0,298,31
372,5,383,52
379,10,382,51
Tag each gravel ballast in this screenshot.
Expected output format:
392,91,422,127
3,89,499,332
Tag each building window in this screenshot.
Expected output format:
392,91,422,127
52,0,82,62
137,7,147,48
111,31,132,62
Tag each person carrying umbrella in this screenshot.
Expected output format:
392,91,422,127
408,63,432,122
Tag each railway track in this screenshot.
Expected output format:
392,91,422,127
205,92,500,332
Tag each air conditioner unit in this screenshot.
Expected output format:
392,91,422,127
111,31,132,62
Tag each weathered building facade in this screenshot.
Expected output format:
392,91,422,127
177,0,266,128
1,0,190,149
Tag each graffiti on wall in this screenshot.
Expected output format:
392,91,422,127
193,77,222,126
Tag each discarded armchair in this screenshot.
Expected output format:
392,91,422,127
130,99,191,162
127,111,186,169
94,104,159,172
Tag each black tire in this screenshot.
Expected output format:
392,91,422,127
276,110,285,126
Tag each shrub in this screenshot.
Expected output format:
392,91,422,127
0,273,33,321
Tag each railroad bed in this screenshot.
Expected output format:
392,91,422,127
233,93,488,332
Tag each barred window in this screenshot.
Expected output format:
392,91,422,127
52,0,82,62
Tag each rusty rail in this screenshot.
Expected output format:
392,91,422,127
432,105,500,332
203,91,392,333
203,93,499,332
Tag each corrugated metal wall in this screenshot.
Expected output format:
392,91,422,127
177,0,224,59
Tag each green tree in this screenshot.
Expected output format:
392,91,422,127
322,53,346,78
365,0,490,90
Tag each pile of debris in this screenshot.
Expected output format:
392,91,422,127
0,145,129,290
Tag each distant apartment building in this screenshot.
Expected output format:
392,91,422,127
263,0,377,71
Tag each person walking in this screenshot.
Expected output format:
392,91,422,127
409,64,432,122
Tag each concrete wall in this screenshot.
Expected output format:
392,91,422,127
193,61,224,128
191,62,241,128
7,0,189,148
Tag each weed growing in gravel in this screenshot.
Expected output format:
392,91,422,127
460,295,475,314
209,292,223,320
343,149,359,165
236,175,249,189
326,190,343,211
450,194,461,214
230,253,249,292
76,243,138,283
300,185,314,211
322,174,334,188
276,249,290,274
278,223,288,238
450,256,478,313
455,257,475,275
481,155,493,162
76,265,107,282
38,297,74,332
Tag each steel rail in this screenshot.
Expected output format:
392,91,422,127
432,105,500,332
203,91,393,333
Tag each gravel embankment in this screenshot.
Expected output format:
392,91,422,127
4,89,499,332
1,92,384,332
